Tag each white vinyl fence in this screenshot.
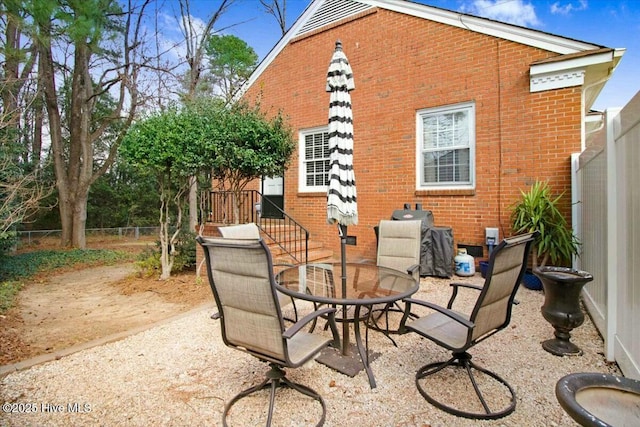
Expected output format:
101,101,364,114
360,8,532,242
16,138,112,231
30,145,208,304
574,91,640,380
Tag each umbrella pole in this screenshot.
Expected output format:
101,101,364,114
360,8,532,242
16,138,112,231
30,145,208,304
339,223,350,355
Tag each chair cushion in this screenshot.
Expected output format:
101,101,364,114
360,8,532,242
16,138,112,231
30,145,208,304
287,332,334,366
406,311,470,351
219,223,261,239
376,220,422,273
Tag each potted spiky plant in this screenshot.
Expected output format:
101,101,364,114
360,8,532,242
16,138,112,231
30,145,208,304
511,181,590,356
510,181,580,288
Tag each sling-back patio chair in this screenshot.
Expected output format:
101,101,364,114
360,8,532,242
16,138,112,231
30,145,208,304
197,236,340,426
399,232,537,420
364,219,422,340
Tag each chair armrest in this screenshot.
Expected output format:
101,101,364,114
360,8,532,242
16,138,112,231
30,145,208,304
447,282,483,309
407,264,420,274
450,282,482,291
402,298,474,329
407,264,420,281
283,307,337,339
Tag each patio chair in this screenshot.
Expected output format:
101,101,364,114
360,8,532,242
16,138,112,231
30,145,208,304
197,236,340,427
215,223,298,322
365,219,422,339
399,232,536,420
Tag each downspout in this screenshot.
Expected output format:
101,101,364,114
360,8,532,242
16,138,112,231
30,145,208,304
581,74,611,151
586,112,605,136
580,47,624,149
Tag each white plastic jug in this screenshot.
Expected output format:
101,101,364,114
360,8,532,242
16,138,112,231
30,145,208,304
455,248,475,277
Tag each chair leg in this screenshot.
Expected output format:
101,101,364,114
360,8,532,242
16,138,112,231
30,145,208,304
415,352,516,420
283,297,299,324
367,302,418,345
222,363,327,427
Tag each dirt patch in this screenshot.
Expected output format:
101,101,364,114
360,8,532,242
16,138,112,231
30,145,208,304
0,241,212,366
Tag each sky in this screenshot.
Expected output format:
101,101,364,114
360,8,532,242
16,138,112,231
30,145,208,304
176,0,640,111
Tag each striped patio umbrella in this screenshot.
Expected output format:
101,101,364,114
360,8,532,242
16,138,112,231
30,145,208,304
326,40,357,355
326,40,358,228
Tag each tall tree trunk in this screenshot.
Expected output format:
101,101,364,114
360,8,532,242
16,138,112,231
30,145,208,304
38,19,70,245
31,43,45,167
72,193,88,248
189,176,197,232
31,86,43,166
159,194,174,280
2,2,20,134
35,0,146,247
2,2,37,148
67,42,94,247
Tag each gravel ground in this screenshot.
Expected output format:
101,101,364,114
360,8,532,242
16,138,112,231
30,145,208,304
0,274,620,426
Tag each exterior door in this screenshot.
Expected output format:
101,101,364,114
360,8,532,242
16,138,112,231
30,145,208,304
261,175,284,219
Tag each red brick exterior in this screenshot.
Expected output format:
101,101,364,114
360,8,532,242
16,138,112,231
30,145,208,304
241,8,581,261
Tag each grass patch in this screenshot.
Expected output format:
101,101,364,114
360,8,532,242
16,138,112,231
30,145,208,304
0,249,132,314
0,281,23,313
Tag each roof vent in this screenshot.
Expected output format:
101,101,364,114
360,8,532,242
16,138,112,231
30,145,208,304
297,0,373,36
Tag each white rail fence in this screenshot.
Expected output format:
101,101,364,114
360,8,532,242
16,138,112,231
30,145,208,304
574,91,640,379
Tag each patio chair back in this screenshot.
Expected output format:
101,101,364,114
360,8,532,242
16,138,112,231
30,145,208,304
376,219,422,281
218,222,261,239
469,232,536,343
199,237,288,363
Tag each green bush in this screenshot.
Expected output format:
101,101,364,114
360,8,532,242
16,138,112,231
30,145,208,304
134,230,197,277
0,281,23,313
134,246,162,277
0,231,18,256
173,230,197,271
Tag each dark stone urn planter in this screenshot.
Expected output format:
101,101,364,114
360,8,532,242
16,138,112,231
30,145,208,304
534,266,594,356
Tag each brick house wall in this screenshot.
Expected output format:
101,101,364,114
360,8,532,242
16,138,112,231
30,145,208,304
239,7,581,262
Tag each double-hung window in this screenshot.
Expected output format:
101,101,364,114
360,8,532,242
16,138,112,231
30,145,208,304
417,102,475,190
299,127,330,192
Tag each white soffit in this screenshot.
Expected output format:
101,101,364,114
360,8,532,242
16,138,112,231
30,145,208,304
530,50,615,93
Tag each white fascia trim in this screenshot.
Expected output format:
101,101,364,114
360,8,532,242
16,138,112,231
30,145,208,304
530,50,614,93
237,0,605,103
360,0,599,54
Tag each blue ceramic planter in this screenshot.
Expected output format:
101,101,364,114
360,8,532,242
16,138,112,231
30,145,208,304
522,271,543,290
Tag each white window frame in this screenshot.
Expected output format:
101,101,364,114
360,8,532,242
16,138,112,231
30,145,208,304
298,126,330,193
416,102,476,190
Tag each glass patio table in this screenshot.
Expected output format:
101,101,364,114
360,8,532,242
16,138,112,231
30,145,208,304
275,262,419,388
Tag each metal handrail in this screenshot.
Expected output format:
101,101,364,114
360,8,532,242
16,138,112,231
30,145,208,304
208,189,309,264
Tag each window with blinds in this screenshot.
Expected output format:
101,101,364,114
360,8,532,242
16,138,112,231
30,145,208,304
417,102,475,190
299,127,330,192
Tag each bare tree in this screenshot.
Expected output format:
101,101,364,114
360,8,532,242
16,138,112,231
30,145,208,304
177,0,234,233
260,0,287,35
0,104,52,242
